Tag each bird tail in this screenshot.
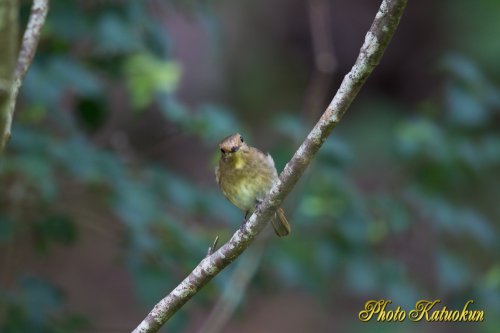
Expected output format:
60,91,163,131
271,207,291,237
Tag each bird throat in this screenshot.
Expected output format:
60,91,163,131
228,151,245,170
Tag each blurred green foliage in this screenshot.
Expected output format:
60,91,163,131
0,277,87,333
124,53,181,109
1,1,499,333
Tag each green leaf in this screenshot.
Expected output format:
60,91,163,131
95,13,141,55
319,137,354,165
409,191,496,246
445,83,489,127
33,215,77,253
124,53,181,109
396,119,450,161
441,54,484,86
48,58,103,97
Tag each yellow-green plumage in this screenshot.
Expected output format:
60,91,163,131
215,133,291,237
217,146,276,211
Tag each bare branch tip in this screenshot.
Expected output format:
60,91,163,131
207,235,220,256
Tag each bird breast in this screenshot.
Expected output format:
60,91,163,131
217,148,277,211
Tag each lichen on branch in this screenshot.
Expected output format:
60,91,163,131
0,0,49,152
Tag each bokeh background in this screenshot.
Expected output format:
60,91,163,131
1,0,499,332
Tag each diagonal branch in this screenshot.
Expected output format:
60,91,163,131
198,239,266,333
0,0,49,152
132,0,408,332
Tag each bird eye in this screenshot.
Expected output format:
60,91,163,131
220,148,226,154
240,136,244,142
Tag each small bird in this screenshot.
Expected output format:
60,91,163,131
215,133,291,237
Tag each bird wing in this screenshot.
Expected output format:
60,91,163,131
265,152,276,169
251,147,276,169
262,151,278,179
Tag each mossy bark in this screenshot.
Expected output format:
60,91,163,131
0,0,18,150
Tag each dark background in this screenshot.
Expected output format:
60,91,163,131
1,0,499,332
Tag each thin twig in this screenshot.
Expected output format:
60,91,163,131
302,0,337,124
0,0,49,152
206,235,220,256
132,1,408,332
309,0,337,74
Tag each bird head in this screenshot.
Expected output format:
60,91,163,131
219,133,246,160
